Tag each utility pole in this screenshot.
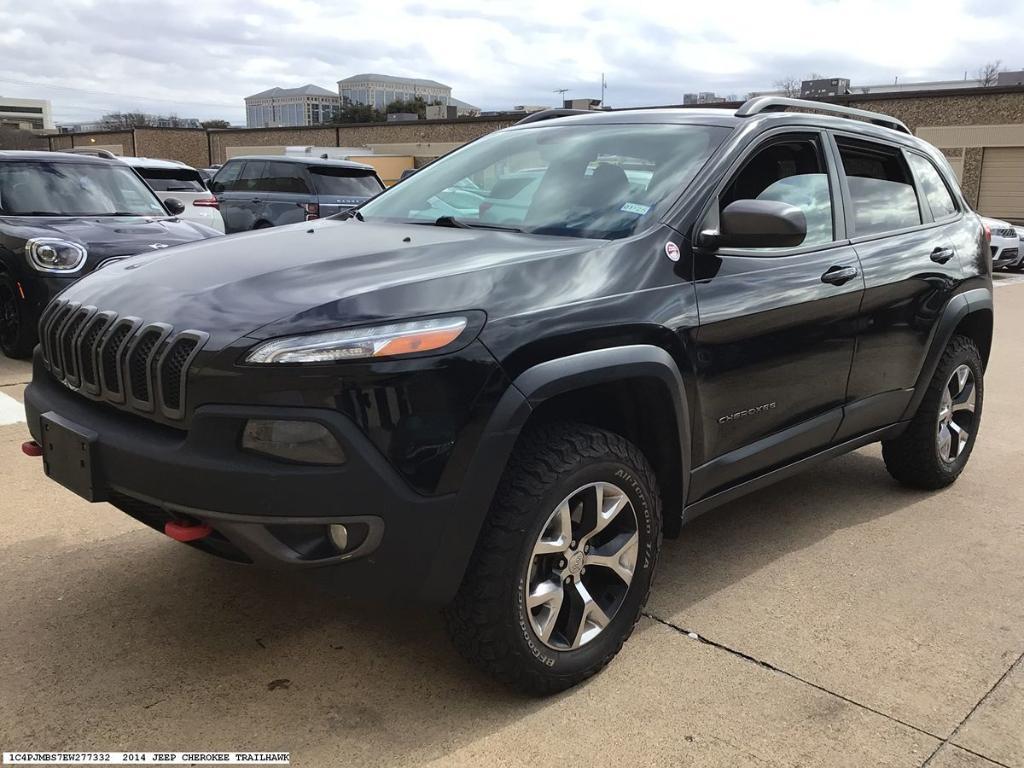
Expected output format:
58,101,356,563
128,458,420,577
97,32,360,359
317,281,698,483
553,88,569,107
601,73,607,107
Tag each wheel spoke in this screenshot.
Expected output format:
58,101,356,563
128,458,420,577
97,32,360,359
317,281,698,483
568,581,611,649
954,365,971,395
938,426,953,460
585,530,638,586
949,421,970,457
952,382,976,413
578,484,630,545
527,579,564,643
532,501,572,556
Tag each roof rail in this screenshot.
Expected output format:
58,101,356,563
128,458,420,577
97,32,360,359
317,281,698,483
735,96,911,135
64,147,119,159
515,108,594,125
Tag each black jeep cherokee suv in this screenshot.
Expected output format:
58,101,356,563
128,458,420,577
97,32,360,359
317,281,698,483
23,98,993,694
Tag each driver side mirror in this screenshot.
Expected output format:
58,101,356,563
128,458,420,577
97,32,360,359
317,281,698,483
702,199,807,250
164,197,186,216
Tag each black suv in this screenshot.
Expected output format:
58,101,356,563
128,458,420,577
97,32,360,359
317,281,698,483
23,98,992,693
0,151,220,358
208,155,385,233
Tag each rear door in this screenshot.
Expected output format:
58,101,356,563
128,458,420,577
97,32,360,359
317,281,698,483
830,134,966,440
252,161,316,227
308,166,384,216
688,129,863,501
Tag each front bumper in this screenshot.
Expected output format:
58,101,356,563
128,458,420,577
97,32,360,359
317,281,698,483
23,366,473,602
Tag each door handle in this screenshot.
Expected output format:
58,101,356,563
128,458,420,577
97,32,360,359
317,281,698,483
821,265,859,286
930,246,955,264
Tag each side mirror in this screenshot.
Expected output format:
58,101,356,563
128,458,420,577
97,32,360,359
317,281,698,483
706,199,807,250
164,197,186,216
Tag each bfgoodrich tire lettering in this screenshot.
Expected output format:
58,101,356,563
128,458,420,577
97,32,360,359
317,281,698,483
443,422,662,694
882,334,984,489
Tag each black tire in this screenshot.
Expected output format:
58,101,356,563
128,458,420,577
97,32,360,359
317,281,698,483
444,422,663,694
882,335,983,489
0,273,36,359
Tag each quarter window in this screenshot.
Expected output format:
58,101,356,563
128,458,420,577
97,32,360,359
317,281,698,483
836,138,921,236
260,162,312,194
906,152,958,220
719,137,834,248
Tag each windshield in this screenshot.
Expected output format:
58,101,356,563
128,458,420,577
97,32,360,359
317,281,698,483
0,161,167,216
136,167,206,192
311,168,383,197
358,122,729,239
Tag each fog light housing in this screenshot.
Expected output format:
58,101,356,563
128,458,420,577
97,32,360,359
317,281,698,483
328,524,349,552
242,419,346,465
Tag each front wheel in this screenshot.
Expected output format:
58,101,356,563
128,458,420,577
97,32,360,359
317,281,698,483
882,334,983,489
0,273,36,359
444,423,662,694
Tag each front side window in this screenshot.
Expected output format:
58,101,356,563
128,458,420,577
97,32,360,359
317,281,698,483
235,161,269,192
210,161,243,192
358,123,729,240
836,137,921,236
906,152,958,220
719,136,834,249
0,161,166,216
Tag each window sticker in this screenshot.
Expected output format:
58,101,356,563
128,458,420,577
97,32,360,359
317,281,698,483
620,202,651,216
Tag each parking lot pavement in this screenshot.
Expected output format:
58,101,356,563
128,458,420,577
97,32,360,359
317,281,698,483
1,286,1022,767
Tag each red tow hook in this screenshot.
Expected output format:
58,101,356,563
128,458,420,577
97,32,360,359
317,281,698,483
164,520,213,542
21,441,43,457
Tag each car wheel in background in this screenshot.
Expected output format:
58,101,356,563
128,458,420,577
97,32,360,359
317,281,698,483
0,273,36,359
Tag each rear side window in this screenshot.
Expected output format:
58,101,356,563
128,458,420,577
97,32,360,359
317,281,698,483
310,167,383,196
836,138,921,236
137,167,205,192
906,152,958,220
260,162,312,194
719,136,834,248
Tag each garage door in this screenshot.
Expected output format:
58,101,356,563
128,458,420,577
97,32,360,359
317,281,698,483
979,147,1024,221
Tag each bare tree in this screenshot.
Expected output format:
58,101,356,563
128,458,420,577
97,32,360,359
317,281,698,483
977,60,1003,86
773,76,800,97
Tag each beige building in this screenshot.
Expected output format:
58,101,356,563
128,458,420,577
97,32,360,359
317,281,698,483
245,85,341,128
0,96,53,131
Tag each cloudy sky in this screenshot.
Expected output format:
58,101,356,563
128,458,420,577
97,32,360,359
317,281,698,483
1,0,1021,125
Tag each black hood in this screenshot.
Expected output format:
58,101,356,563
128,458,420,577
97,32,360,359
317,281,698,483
0,215,220,271
55,217,605,348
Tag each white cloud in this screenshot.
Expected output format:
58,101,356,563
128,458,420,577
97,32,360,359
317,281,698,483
0,0,1021,123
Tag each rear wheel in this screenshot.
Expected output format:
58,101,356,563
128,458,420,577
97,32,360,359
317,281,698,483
444,422,662,694
882,335,983,489
0,273,35,359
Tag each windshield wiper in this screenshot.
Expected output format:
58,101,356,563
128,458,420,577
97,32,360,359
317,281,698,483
5,211,66,216
426,215,523,232
339,209,364,221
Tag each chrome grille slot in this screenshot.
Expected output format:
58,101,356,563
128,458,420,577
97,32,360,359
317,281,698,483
40,299,208,423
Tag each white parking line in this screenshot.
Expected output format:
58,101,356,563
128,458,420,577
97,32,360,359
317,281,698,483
0,391,26,425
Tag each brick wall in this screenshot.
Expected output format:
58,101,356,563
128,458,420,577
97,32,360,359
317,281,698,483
134,129,208,169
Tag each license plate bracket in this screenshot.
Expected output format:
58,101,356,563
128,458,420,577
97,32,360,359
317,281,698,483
40,412,104,502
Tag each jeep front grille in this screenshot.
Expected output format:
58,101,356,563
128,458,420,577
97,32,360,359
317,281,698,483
39,299,208,421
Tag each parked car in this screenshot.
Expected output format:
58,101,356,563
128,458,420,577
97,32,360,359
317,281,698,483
208,156,384,233
119,157,225,233
0,151,220,358
23,99,992,693
981,216,1023,271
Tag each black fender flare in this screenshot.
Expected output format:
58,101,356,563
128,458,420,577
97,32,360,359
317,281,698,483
422,344,690,602
901,287,993,421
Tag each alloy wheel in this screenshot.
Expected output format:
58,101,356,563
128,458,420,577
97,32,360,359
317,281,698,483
937,363,976,463
524,482,640,650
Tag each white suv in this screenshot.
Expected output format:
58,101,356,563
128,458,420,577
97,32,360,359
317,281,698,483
982,215,1022,271
120,157,225,233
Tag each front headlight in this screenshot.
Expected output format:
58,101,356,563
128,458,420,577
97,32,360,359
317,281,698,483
26,238,88,273
245,316,469,364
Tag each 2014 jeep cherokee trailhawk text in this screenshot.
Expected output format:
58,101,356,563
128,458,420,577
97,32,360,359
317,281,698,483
23,98,993,694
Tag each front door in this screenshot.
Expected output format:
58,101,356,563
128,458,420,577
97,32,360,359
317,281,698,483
689,131,863,501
